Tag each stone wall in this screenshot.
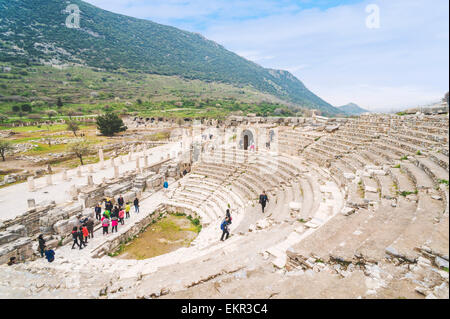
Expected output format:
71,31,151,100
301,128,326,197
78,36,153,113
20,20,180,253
0,156,190,265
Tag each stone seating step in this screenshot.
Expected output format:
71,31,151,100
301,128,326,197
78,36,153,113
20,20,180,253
369,144,405,163
361,149,390,166
387,190,446,261
299,177,314,219
361,176,380,202
344,197,418,261
375,174,397,200
389,133,439,149
305,173,323,217
388,167,416,193
182,181,246,209
243,168,279,189
400,162,434,189
164,199,212,224
414,156,449,184
429,152,449,171
269,186,294,222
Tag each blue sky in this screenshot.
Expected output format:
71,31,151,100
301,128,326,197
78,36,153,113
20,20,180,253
84,0,449,111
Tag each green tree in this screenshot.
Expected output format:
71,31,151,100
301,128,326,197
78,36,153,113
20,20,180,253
0,115,8,123
96,112,127,136
21,104,32,112
57,97,63,108
45,110,58,120
0,140,13,161
12,105,20,113
67,140,92,165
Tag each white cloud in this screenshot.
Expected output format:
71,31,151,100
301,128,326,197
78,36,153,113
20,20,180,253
84,0,449,111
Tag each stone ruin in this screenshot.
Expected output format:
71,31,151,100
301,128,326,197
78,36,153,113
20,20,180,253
0,113,448,299
0,151,190,265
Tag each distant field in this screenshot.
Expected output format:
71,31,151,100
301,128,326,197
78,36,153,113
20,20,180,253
0,63,301,122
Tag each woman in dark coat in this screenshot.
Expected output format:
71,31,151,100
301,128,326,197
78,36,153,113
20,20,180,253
38,234,46,257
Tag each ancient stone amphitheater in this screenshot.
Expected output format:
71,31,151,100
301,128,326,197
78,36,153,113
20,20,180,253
0,113,448,299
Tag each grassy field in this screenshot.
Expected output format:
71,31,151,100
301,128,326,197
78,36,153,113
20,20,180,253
114,214,200,260
0,63,301,122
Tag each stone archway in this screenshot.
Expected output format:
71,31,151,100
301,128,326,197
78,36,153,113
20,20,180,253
240,129,254,150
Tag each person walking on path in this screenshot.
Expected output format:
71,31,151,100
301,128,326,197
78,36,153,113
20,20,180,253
38,234,46,258
134,197,140,213
81,225,89,244
117,195,124,209
119,209,125,225
95,204,102,221
220,217,230,241
78,227,87,248
104,198,113,212
125,202,131,219
101,215,110,235
225,209,232,224
71,227,82,250
163,180,169,196
44,249,55,263
259,191,269,213
111,209,119,233
86,218,94,239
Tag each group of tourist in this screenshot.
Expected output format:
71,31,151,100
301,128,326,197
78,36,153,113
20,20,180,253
32,189,268,261
97,195,140,236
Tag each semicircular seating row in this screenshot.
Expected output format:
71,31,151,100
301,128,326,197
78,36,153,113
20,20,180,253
279,115,449,263
163,147,346,248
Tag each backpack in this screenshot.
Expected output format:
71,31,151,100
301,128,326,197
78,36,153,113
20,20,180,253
220,220,227,231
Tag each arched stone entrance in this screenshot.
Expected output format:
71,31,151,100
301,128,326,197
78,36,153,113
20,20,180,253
240,129,254,150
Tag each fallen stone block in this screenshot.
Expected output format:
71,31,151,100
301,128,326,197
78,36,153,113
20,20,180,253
342,206,355,216
435,256,449,269
0,231,19,245
6,225,27,237
365,186,378,193
256,219,271,230
343,173,356,180
289,202,302,211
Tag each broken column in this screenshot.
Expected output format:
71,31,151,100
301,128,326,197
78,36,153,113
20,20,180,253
99,149,105,169
110,157,115,167
77,166,82,177
27,176,35,192
69,185,78,200
88,165,94,173
87,175,94,187
136,157,140,172
27,198,36,209
144,156,149,168
62,169,69,181
46,174,53,186
114,166,119,179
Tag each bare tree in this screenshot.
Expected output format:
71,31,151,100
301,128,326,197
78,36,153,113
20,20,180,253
67,140,91,165
66,121,80,137
0,140,13,161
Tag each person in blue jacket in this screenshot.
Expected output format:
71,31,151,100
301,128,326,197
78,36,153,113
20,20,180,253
44,249,55,263
220,217,230,241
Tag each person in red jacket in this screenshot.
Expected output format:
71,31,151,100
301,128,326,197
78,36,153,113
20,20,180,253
81,225,89,244
118,209,125,225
